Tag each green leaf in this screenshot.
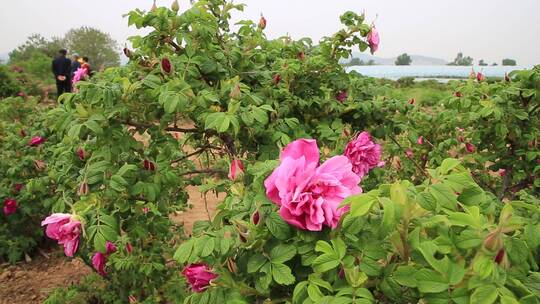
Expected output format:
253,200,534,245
393,265,418,287
265,212,291,240
270,244,296,264
429,183,458,210
312,254,340,273
315,241,334,255
440,158,461,175
247,254,267,273
470,285,498,304
173,239,194,263
272,263,295,285
414,269,449,293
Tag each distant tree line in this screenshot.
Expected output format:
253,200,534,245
395,53,412,65
345,57,376,66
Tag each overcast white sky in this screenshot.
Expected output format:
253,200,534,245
1,0,539,65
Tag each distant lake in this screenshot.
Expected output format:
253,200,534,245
347,65,531,80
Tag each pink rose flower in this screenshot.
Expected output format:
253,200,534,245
28,136,45,147
367,26,380,54
92,252,107,276
498,169,506,177
265,139,361,231
182,263,218,293
477,72,485,82
228,159,245,181
3,198,17,216
336,90,348,102
344,132,385,179
405,149,414,159
41,213,81,257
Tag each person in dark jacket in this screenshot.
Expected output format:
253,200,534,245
71,53,81,78
52,49,72,97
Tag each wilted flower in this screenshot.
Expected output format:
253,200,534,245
34,160,46,171
408,98,415,105
405,149,414,159
41,213,82,257
344,132,385,178
367,26,380,54
504,73,510,82
19,129,27,137
454,91,462,98
265,139,361,231
182,263,219,293
298,51,305,61
229,83,241,99
123,47,132,58
228,159,245,181
258,15,267,30
128,295,138,304
498,168,506,177
78,181,89,196
3,198,17,216
28,136,45,146
77,148,86,161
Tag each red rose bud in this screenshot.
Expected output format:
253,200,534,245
338,267,345,279
504,73,510,82
228,159,245,181
494,249,505,264
408,98,415,105
336,90,348,102
28,136,45,146
143,159,156,171
421,154,428,162
477,72,485,82
417,136,424,145
78,181,89,196
498,169,506,177
126,243,133,254
161,58,172,74
3,198,17,216
405,149,414,159
273,74,282,85
77,148,86,161
298,51,305,61
19,129,27,137
465,143,476,153
106,241,117,254
252,210,260,225
171,0,179,12
14,184,24,193
258,15,267,30
454,91,462,98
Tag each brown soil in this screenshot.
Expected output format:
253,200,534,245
0,253,91,304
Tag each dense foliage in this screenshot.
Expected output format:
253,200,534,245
0,1,538,303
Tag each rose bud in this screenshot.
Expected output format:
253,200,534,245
338,267,345,279
367,26,380,54
258,15,267,30
106,241,117,254
454,91,462,98
504,73,510,82
19,129,27,137
417,136,424,145
14,184,24,193
126,243,133,254
228,159,245,181
273,74,282,85
498,168,506,177
477,72,485,82
494,248,505,264
28,136,46,147
78,181,89,196
92,252,107,276
171,0,180,12
408,98,415,105
77,148,86,161
143,159,156,171
161,58,172,74
3,198,18,216
229,83,241,99
252,210,260,225
336,90,348,102
465,143,476,153
123,47,132,58
405,149,414,159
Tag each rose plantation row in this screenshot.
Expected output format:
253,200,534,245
1,0,540,303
